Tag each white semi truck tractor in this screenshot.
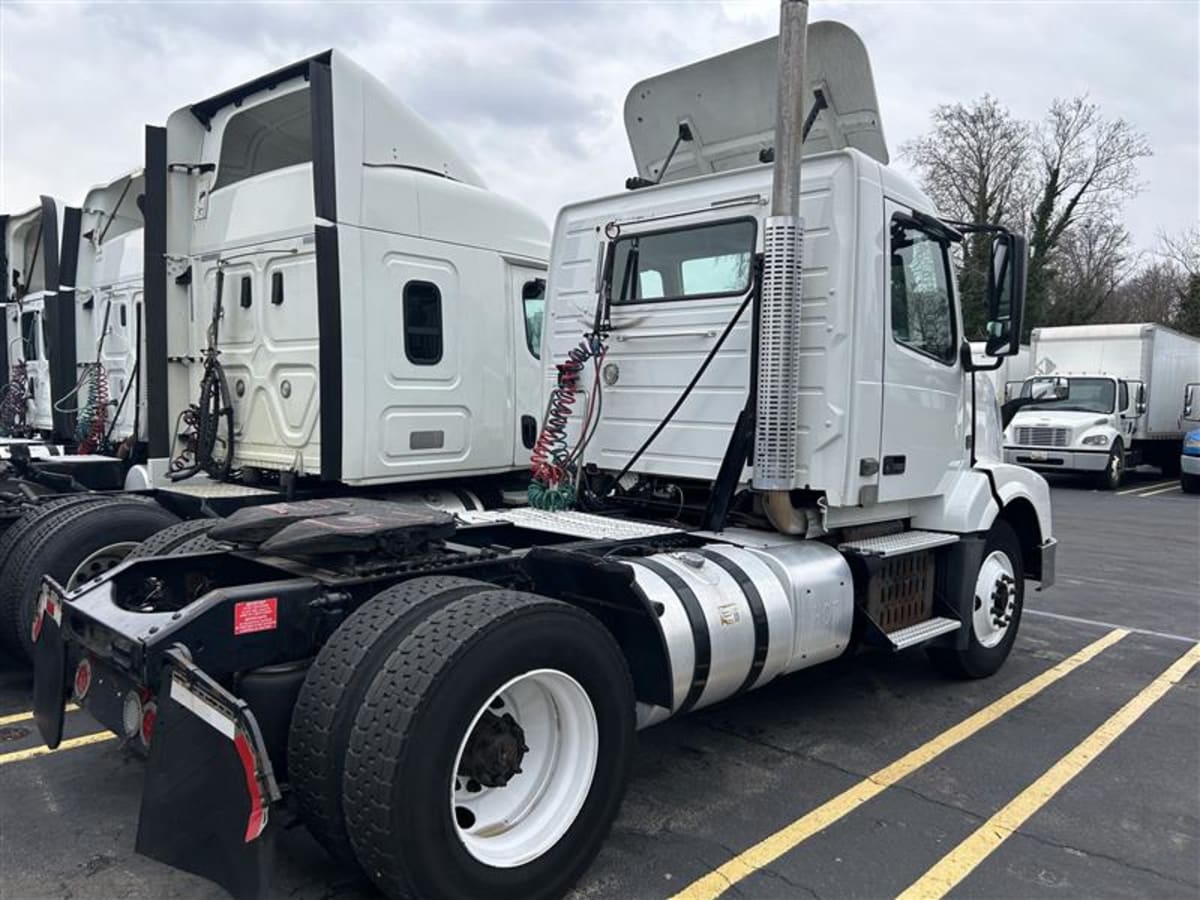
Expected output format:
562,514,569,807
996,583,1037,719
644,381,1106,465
32,7,1055,900
0,50,549,662
1004,323,1200,488
1,197,66,442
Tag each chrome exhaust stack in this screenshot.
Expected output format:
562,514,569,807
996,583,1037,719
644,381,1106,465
754,0,809,527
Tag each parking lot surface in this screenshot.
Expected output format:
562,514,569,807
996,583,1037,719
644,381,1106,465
1,471,1196,900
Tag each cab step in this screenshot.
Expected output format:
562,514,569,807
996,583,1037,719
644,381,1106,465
885,616,961,650
839,529,958,558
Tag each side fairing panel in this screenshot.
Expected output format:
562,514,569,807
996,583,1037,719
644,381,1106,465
338,222,516,485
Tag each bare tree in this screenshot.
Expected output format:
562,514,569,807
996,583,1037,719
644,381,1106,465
900,96,1031,338
1025,97,1152,331
1042,216,1136,326
1157,226,1200,277
1100,260,1184,325
1156,227,1200,335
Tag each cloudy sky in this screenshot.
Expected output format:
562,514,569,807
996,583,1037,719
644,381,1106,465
1,1,1196,254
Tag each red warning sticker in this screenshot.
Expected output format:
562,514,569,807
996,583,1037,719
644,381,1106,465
233,598,278,636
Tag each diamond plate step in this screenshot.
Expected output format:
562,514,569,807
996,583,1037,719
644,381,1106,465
886,616,962,650
838,529,959,558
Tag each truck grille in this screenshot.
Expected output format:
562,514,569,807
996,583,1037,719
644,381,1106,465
1014,426,1069,447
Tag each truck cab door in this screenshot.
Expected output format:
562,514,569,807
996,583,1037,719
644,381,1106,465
878,205,966,503
510,267,547,465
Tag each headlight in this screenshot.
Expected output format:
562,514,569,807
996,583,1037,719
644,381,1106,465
1081,434,1109,446
1184,435,1200,452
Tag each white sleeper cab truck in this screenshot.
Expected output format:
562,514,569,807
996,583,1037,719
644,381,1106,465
71,170,147,453
5,171,152,498
1,197,69,443
0,50,550,664
1004,323,1200,488
32,9,1054,900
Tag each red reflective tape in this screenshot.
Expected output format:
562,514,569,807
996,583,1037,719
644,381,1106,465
233,731,267,842
233,598,277,636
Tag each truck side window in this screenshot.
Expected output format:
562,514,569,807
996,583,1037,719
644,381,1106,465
522,279,545,359
20,311,39,360
1118,381,1129,412
403,281,443,366
611,218,756,304
890,220,957,365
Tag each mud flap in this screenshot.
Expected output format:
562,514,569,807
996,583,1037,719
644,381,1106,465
32,579,68,749
137,647,281,900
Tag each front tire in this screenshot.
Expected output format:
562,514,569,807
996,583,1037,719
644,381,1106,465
343,590,634,900
929,520,1024,679
1096,441,1125,490
1182,471,1200,494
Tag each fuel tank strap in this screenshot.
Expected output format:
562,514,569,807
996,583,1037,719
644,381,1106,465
631,557,710,714
695,548,770,693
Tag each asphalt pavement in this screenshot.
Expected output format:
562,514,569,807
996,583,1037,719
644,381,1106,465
1,471,1196,900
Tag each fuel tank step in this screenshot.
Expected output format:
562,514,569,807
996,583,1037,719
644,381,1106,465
885,616,961,650
838,529,959,558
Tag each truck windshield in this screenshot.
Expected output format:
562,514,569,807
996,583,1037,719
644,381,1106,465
1022,377,1115,413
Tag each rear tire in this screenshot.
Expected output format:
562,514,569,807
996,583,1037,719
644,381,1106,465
1095,441,1125,490
1182,472,1200,494
3,498,179,661
288,575,492,867
0,494,126,655
929,520,1024,679
124,518,222,561
343,591,634,900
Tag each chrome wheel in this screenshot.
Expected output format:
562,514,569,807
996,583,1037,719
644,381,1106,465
451,668,599,868
972,550,1017,649
66,542,140,590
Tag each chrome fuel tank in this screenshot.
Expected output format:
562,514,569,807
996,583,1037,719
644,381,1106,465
627,539,854,727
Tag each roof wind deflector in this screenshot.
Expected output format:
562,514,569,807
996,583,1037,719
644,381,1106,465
189,50,332,129
625,21,888,183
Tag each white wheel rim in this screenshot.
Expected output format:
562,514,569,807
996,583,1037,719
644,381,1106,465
66,542,140,590
450,668,599,869
972,550,1017,649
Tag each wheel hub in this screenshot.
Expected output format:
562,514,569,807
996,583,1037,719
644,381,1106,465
989,575,1015,629
458,710,529,788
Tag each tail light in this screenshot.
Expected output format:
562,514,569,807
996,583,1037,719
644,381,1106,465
73,658,93,700
140,701,157,748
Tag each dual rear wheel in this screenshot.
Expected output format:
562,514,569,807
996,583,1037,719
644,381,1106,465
289,579,635,900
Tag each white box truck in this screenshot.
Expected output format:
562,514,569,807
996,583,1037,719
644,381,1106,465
1004,323,1200,488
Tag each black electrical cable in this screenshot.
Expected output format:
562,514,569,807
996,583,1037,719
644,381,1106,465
603,285,755,496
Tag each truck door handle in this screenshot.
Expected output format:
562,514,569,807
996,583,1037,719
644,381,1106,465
521,415,537,450
613,330,717,342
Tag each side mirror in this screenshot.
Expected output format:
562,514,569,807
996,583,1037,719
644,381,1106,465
1136,384,1147,416
984,232,1026,358
1183,385,1194,419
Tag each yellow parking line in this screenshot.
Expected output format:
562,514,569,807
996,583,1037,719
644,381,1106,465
1139,484,1182,497
671,628,1129,900
1117,480,1175,495
0,703,79,728
897,641,1200,900
0,731,116,766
